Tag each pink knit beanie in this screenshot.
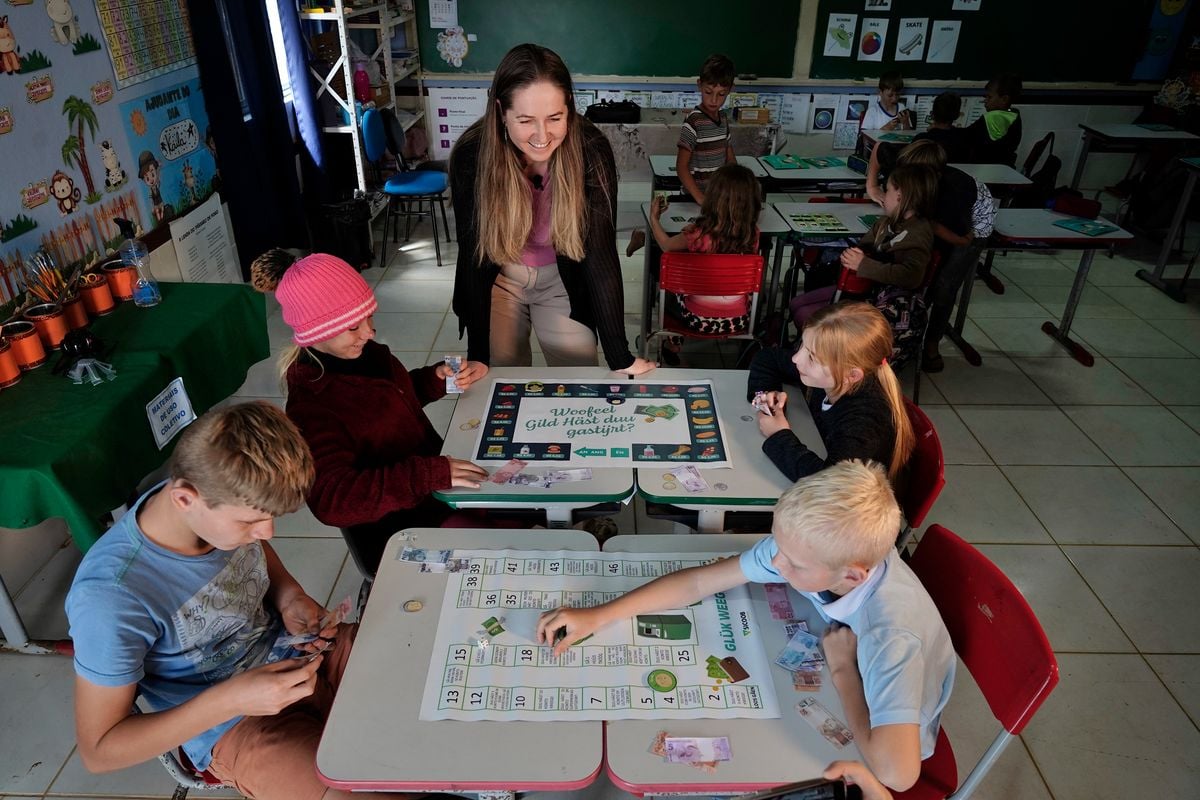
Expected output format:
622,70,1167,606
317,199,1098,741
274,254,377,346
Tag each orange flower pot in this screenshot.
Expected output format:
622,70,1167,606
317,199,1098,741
103,261,136,301
81,273,116,315
24,302,69,350
2,320,47,370
0,338,21,389
62,294,89,329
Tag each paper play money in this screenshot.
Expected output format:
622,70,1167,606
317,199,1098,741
664,736,732,763
796,697,854,749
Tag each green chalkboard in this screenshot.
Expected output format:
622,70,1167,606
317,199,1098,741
809,0,1153,83
417,0,801,77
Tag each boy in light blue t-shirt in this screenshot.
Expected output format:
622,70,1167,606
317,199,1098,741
537,460,954,793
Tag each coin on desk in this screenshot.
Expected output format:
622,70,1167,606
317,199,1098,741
403,599,424,613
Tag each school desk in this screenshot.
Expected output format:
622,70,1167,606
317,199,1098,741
638,201,790,346
436,368,637,526
858,127,920,151
635,368,825,534
648,155,768,193
0,282,267,649
983,209,1134,366
1136,155,1200,302
1068,123,1200,191
316,528,604,794
604,534,863,794
756,201,874,336
755,155,866,195
597,111,779,177
950,162,1031,189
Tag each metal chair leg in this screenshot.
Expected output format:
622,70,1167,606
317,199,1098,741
378,199,391,271
430,202,442,266
438,195,452,242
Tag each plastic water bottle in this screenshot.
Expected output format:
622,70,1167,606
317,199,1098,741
353,62,371,103
116,218,161,307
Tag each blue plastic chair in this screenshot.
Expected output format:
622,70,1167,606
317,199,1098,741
361,107,450,268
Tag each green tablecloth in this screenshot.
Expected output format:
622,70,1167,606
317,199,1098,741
0,282,268,551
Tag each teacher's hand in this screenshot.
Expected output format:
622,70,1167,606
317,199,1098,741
615,357,658,377
452,360,488,391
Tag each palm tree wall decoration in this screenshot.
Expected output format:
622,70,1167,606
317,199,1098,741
62,95,100,202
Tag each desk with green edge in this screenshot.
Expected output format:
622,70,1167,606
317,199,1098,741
0,282,267,649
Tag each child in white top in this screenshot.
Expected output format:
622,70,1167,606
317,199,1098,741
860,71,913,132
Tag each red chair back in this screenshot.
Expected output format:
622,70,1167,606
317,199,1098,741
658,252,763,296
909,525,1060,735
835,266,875,294
900,398,945,529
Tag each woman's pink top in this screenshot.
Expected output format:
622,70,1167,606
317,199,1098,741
679,227,759,317
521,179,556,267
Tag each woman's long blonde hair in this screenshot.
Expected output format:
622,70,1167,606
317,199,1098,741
456,44,599,266
803,302,915,480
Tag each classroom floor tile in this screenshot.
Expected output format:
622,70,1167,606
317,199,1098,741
971,317,1091,358
927,355,1051,405
1172,405,1200,435
1102,285,1200,320
1149,317,1200,356
1002,466,1190,546
1067,317,1193,359
233,346,286,398
991,256,1078,287
1109,357,1200,404
371,311,448,352
1023,653,1200,800
268,540,351,611
0,653,80,795
1021,282,1138,320
975,544,1134,653
1123,467,1200,544
49,748,242,798
1013,357,1154,405
960,284,1048,318
1064,405,1200,466
1083,255,1154,286
371,277,455,312
1144,655,1200,728
12,544,79,641
1064,546,1200,652
956,406,1110,466
919,406,993,465
273,503,341,539
922,465,1052,544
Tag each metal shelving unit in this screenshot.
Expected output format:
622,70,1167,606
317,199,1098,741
301,1,425,191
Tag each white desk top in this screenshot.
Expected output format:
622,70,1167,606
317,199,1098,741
649,154,768,178
1079,123,1199,142
634,368,825,508
604,534,861,793
773,201,873,238
316,528,604,792
992,208,1134,244
859,128,922,145
436,368,635,507
641,201,791,235
950,161,1031,187
756,155,865,183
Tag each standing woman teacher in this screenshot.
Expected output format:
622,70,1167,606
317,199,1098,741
450,43,656,375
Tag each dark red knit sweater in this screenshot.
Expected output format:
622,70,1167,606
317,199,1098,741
284,341,451,529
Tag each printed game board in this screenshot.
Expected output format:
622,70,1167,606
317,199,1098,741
787,213,852,234
418,549,781,722
472,379,731,468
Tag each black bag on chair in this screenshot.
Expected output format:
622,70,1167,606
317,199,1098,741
311,195,374,272
585,100,641,124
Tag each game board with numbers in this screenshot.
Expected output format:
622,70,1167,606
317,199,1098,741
418,550,780,722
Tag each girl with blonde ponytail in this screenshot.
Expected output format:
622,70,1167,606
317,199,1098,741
747,302,915,484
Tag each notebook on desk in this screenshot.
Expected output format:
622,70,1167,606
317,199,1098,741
1052,217,1119,236
802,156,846,169
762,154,806,170
789,213,851,234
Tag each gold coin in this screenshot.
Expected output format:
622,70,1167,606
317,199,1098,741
403,600,424,613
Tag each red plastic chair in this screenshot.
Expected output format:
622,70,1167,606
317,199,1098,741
900,398,945,532
896,525,1060,800
643,252,764,359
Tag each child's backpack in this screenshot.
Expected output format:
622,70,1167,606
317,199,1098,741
1010,133,1061,209
970,179,996,237
870,284,927,371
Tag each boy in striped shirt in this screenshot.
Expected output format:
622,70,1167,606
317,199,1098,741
677,53,736,204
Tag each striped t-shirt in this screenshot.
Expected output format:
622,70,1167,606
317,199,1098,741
677,107,730,177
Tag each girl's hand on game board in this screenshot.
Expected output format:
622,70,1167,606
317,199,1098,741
537,606,607,657
447,457,488,488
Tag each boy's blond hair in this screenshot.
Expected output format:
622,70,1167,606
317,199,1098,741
167,401,314,516
772,460,900,571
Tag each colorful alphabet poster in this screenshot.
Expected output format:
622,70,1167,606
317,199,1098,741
473,379,732,468
119,77,216,229
419,549,780,722
96,0,196,89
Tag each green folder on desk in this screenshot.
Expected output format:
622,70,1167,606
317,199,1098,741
1052,217,1119,236
878,133,913,142
762,154,806,170
803,156,846,169
859,214,882,227
1136,123,1176,132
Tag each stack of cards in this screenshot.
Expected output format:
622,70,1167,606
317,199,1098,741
669,465,709,493
506,468,594,488
399,546,452,564
444,354,464,393
751,391,774,416
490,458,528,484
420,557,471,573
796,697,854,749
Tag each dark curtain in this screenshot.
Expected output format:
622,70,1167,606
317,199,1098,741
274,0,331,204
187,0,309,277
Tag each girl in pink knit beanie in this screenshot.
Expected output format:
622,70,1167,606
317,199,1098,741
253,249,489,576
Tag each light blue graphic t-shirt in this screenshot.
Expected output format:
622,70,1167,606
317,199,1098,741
66,483,288,771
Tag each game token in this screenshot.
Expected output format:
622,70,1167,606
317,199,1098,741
740,415,753,422
663,481,677,490
714,483,728,491
662,473,674,481
648,669,678,692
460,418,481,431
403,600,423,613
